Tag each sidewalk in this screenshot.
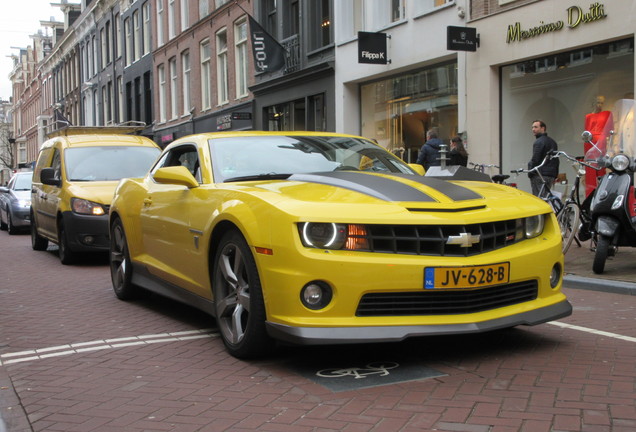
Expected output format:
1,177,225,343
563,239,636,295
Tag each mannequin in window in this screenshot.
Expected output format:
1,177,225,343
584,95,613,197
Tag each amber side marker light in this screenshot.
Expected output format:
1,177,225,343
255,247,273,255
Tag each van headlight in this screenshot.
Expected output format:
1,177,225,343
71,198,106,216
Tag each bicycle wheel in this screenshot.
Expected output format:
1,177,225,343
557,203,580,254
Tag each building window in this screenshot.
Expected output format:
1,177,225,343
18,143,26,164
114,13,120,58
263,0,277,38
168,0,177,39
100,28,107,68
92,36,99,73
143,2,151,55
180,0,189,31
199,0,209,19
309,0,332,51
156,0,165,46
169,57,177,119
414,0,454,16
117,76,124,123
200,40,211,110
370,0,404,30
215,0,230,8
124,17,132,66
133,10,141,61
158,65,167,122
235,19,248,98
267,99,305,131
182,51,191,115
336,0,363,42
216,29,229,105
283,0,300,38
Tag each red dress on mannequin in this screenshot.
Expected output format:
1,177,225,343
584,110,613,197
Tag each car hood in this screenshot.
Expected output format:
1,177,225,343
66,181,119,205
11,190,31,201
230,171,548,221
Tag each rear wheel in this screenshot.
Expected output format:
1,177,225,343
592,234,611,274
212,230,271,359
557,203,580,254
110,218,140,300
31,213,49,251
58,223,78,265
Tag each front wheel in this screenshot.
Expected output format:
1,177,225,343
212,230,271,359
58,223,78,265
592,234,611,274
31,214,49,251
110,218,140,300
557,203,580,254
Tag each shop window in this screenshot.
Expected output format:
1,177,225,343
501,38,634,196
360,62,458,163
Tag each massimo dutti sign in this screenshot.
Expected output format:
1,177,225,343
358,31,389,64
506,2,607,43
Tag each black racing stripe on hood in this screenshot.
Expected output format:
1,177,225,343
288,172,437,202
389,173,484,201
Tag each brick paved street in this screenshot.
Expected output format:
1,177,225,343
1,231,636,432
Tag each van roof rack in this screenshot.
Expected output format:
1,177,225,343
46,122,147,138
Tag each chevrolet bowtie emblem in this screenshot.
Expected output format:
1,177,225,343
446,232,481,247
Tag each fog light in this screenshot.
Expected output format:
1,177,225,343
83,235,95,245
550,263,562,288
300,281,333,310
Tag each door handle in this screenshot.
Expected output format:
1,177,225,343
143,198,152,206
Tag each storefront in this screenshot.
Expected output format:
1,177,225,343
466,0,635,194
359,61,459,163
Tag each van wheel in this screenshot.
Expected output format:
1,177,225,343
31,215,49,251
58,223,78,265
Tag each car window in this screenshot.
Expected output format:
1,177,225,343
154,144,201,182
209,135,416,182
51,149,62,182
13,174,32,191
64,146,160,181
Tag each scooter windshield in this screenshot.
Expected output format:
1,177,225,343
584,98,635,165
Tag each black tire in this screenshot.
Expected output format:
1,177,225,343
0,208,7,231
110,218,139,300
557,203,580,254
592,234,611,274
7,211,18,235
31,214,49,251
58,223,78,265
212,230,271,359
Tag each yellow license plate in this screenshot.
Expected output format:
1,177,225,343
424,263,510,289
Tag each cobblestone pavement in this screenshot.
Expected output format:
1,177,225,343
1,231,636,432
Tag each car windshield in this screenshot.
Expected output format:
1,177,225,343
65,146,160,181
13,174,32,191
209,135,415,183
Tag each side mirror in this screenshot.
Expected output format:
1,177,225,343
41,167,62,187
581,131,593,143
152,166,199,188
0,186,8,193
408,163,425,176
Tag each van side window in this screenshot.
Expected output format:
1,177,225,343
50,149,62,181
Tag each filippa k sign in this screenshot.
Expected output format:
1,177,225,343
358,31,389,65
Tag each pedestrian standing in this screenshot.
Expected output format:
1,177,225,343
416,129,443,171
449,136,468,167
528,120,559,196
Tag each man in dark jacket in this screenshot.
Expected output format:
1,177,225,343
528,119,559,196
416,130,443,171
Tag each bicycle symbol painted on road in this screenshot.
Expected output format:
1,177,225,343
316,361,400,379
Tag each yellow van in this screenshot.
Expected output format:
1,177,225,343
31,127,161,264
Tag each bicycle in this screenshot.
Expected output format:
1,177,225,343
511,153,564,214
551,151,600,254
470,163,517,187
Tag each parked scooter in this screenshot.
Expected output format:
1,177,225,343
587,99,636,274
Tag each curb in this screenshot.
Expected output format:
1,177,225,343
564,274,636,296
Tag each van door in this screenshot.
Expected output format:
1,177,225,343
33,148,62,239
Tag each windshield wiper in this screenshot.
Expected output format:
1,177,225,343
224,173,292,183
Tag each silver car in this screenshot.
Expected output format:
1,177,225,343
0,172,32,234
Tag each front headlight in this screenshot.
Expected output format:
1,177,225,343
71,198,106,216
17,199,31,208
611,154,630,172
524,214,545,239
298,223,369,250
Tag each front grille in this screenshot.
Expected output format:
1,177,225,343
356,281,538,317
358,220,519,256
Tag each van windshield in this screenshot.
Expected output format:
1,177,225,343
65,146,160,181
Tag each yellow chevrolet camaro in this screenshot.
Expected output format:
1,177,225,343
109,131,571,358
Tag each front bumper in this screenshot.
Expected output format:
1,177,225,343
267,300,572,345
10,206,31,227
61,211,109,252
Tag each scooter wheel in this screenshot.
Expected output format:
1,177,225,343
592,235,611,274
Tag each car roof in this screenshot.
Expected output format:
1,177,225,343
41,134,159,150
